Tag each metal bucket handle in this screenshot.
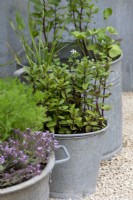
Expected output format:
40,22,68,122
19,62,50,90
55,145,70,165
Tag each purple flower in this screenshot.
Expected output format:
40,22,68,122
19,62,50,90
0,155,5,164
0,129,58,189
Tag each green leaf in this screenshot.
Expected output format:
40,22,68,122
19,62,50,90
86,126,91,132
59,120,69,125
93,7,99,14
71,31,87,39
59,106,69,110
59,99,65,105
9,20,16,31
29,0,43,5
107,26,118,35
90,121,98,126
87,44,99,51
101,105,112,111
82,83,89,90
109,44,122,58
48,0,61,6
35,20,43,25
96,28,106,38
58,116,65,120
16,12,25,30
31,12,42,18
75,117,82,127
0,165,4,172
86,110,95,117
49,127,55,133
43,117,52,123
59,128,71,134
31,30,39,38
103,8,112,20
47,121,56,127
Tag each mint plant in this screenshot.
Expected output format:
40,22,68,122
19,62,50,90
10,0,122,66
24,51,111,134
67,0,99,56
9,0,121,134
29,0,66,43
67,0,122,59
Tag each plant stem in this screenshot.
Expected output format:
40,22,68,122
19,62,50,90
42,0,48,44
102,79,106,117
69,61,77,104
93,74,101,116
53,5,57,41
72,10,78,29
83,67,86,115
79,2,83,32
79,1,88,56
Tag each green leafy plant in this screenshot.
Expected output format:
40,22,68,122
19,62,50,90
24,51,111,134
0,78,45,141
10,0,67,68
29,0,66,44
10,0,122,66
10,0,121,135
67,0,122,59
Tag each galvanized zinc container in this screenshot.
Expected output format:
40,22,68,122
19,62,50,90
102,55,123,160
0,152,55,200
50,127,108,199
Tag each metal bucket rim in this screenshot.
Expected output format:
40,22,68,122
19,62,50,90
111,53,123,65
54,125,108,139
0,152,55,195
14,53,123,77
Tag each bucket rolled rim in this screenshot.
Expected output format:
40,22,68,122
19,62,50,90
0,152,55,195
54,125,108,139
14,52,123,77
111,53,123,65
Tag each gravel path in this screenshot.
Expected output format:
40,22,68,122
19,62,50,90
51,93,133,200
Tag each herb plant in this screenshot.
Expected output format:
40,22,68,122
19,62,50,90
0,129,58,188
10,0,122,66
10,0,121,134
10,0,66,68
24,51,111,134
67,0,122,59
29,0,66,44
0,78,45,141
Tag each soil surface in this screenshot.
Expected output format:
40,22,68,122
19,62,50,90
51,93,133,200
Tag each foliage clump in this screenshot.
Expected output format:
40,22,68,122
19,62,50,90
0,78,45,141
0,129,58,188
24,51,111,134
9,0,123,134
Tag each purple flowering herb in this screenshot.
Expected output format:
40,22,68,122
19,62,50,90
0,129,58,189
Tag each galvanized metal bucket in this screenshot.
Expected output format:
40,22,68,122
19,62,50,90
102,55,123,160
50,126,108,199
0,146,70,200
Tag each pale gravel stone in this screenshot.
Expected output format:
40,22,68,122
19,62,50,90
50,93,133,200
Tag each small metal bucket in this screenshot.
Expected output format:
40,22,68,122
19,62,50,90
50,127,108,199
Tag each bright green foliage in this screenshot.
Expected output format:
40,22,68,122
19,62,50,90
10,0,122,67
86,27,122,59
67,1,122,59
0,78,45,141
103,8,112,20
9,0,121,134
10,0,67,68
29,0,66,42
24,52,111,134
